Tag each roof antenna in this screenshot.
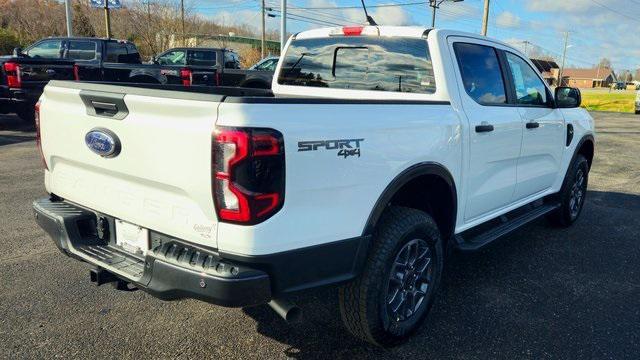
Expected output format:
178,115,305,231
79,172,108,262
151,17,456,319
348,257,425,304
360,0,378,26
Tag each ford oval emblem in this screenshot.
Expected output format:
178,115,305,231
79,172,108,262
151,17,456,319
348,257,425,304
85,128,121,158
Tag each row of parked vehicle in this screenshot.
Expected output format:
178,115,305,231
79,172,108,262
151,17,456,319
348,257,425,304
0,37,278,123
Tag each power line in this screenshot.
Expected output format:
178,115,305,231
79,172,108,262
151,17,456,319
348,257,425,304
266,1,355,24
588,0,640,24
270,9,345,27
282,1,429,10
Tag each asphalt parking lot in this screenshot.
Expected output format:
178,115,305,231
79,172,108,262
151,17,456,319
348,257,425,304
1,111,638,359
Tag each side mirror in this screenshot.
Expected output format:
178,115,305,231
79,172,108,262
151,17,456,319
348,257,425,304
555,86,581,108
12,47,24,57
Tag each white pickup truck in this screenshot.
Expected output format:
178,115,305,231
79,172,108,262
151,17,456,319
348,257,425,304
33,26,594,346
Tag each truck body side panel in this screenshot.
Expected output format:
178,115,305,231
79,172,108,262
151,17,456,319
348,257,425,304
215,100,462,255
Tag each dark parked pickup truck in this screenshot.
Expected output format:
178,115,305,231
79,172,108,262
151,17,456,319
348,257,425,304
1,38,273,123
146,47,274,88
0,37,141,122
76,46,273,89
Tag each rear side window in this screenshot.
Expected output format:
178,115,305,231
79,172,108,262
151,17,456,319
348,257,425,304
125,44,141,63
189,50,217,66
67,40,97,61
278,36,435,94
453,43,507,105
105,42,128,63
224,51,240,69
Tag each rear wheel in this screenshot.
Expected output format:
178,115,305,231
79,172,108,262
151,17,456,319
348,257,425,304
338,206,443,346
547,154,589,227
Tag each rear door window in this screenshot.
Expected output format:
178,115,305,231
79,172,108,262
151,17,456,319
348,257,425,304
278,36,435,94
453,42,507,105
224,51,240,69
66,40,97,61
124,44,141,64
189,50,217,66
105,42,128,63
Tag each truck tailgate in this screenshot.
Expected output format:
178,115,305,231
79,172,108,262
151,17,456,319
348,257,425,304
40,81,221,248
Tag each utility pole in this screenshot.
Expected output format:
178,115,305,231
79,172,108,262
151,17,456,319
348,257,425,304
180,0,185,46
428,0,463,28
64,0,73,37
558,31,570,86
261,0,266,58
104,0,111,38
481,0,490,36
280,0,286,52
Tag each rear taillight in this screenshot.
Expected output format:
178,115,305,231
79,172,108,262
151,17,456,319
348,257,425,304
215,71,221,86
73,64,80,81
212,127,285,224
34,100,48,170
4,61,21,88
180,68,192,86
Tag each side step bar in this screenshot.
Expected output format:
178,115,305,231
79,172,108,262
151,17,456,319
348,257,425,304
455,202,560,252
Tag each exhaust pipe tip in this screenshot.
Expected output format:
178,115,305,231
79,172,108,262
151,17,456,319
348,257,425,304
268,299,302,323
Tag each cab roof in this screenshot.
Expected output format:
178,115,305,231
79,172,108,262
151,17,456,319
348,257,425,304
292,26,517,52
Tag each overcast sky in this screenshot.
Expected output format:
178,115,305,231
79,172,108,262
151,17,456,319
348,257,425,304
193,0,640,71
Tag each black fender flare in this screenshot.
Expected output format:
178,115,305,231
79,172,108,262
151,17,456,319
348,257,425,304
361,162,458,238
556,134,595,193
572,134,595,168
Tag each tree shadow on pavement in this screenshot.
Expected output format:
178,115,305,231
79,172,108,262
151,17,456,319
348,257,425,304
243,190,640,359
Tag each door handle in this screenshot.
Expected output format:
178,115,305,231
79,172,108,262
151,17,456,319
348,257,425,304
475,124,494,133
91,101,118,113
526,121,540,129
80,90,128,120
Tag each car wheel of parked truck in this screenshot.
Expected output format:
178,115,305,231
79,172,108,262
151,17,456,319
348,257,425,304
547,155,590,227
339,207,443,346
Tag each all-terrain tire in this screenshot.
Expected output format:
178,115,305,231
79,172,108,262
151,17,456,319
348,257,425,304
547,154,589,227
338,206,443,347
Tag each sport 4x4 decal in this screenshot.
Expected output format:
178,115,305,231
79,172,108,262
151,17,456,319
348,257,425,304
297,138,365,158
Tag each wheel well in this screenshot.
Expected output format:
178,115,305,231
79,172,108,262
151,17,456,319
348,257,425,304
578,139,594,169
387,174,456,241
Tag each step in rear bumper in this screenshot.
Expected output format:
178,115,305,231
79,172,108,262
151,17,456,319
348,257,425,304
32,197,271,307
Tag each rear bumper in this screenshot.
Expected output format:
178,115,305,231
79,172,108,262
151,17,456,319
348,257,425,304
33,197,271,307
